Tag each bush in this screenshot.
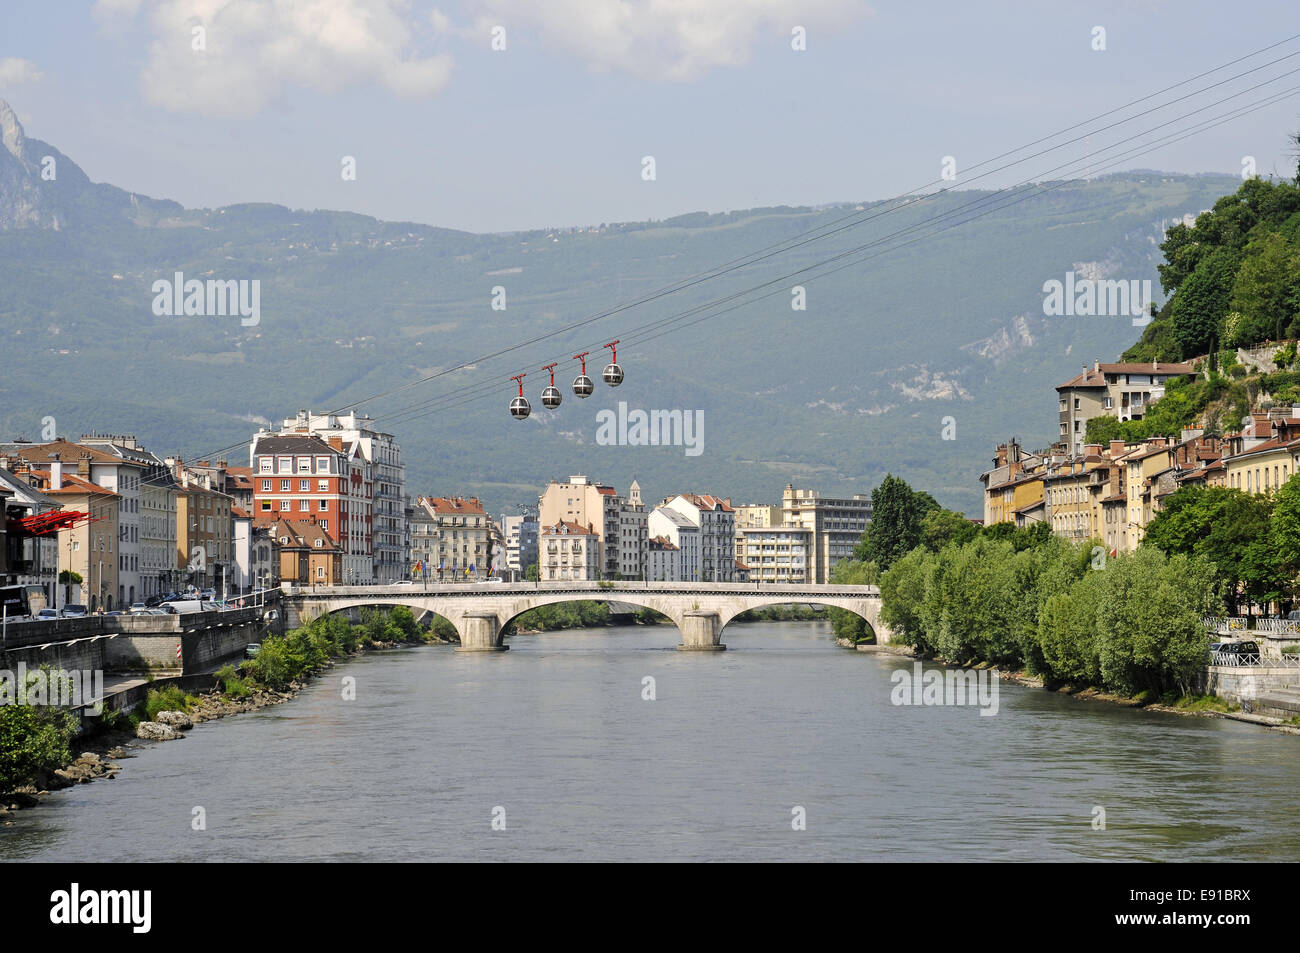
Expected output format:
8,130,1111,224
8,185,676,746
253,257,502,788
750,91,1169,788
214,664,252,699
142,684,197,722
0,704,78,795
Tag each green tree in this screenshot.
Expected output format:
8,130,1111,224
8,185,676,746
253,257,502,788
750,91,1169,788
920,508,978,552
1270,474,1300,602
524,562,539,582
856,474,938,571
878,546,934,654
827,560,880,642
1169,248,1239,359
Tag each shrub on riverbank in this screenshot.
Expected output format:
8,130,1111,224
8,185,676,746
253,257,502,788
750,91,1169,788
142,685,198,722
879,536,1223,697
0,703,78,796
733,604,827,622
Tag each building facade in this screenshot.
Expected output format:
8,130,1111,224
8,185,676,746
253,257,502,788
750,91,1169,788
779,485,871,584
540,520,601,581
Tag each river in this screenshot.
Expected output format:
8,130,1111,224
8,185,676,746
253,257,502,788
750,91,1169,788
3,621,1298,862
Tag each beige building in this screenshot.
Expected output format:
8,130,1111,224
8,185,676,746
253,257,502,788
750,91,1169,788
1056,360,1195,454
174,466,235,594
736,525,812,584
538,474,636,579
412,496,491,579
23,462,121,611
779,485,871,583
540,520,601,581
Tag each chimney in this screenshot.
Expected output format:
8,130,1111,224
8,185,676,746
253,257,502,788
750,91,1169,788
328,436,343,451
1094,359,1100,373
49,454,63,489
77,451,91,477
1109,439,1126,457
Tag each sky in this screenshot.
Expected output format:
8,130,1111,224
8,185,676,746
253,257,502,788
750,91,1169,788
2,0,1299,234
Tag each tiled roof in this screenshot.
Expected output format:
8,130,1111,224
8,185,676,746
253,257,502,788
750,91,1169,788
1057,362,1195,390
420,496,486,516
542,520,595,536
251,434,337,455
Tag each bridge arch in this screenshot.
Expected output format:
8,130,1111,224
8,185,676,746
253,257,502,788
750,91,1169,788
282,583,889,652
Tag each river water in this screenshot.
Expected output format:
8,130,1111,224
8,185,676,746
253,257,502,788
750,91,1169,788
3,621,1298,862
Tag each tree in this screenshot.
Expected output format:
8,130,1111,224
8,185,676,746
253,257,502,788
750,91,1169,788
1169,248,1239,359
1143,485,1280,612
58,569,82,606
878,547,934,654
920,508,978,552
827,560,880,642
1270,474,1300,604
856,474,938,571
524,562,539,582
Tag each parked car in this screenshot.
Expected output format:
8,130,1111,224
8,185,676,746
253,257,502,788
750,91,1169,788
37,608,59,621
61,604,88,618
201,588,216,600
1287,610,1300,622
129,602,149,612
245,643,262,659
1211,640,1260,665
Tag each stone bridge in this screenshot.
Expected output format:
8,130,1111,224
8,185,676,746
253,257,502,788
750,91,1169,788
282,581,889,651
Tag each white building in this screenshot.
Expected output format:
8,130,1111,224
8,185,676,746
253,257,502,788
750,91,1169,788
500,511,539,579
781,485,872,584
661,494,736,582
648,507,700,581
646,536,680,582
540,520,601,581
617,480,648,579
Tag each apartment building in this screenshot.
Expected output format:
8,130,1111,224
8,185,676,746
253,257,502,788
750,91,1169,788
540,520,601,581
736,525,812,584
0,464,59,608
500,511,539,579
270,411,405,582
779,485,871,584
412,496,491,579
173,465,235,595
1056,360,1196,454
538,474,632,579
646,536,681,582
647,506,700,581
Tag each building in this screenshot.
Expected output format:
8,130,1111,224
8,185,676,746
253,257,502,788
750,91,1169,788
1,438,156,606
538,474,635,579
736,525,812,584
659,494,736,582
412,496,491,580
979,440,1048,527
646,536,680,582
1056,360,1196,454
172,463,236,595
266,410,405,582
265,517,343,586
18,460,121,611
233,506,279,592
779,485,871,584
500,510,539,579
647,506,700,581
0,464,60,609
733,503,782,529
249,433,373,584
539,520,601,581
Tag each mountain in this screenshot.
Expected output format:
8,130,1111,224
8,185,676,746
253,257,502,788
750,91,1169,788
0,98,1243,516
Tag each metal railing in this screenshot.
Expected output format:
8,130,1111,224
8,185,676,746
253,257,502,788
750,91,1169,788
1210,651,1300,668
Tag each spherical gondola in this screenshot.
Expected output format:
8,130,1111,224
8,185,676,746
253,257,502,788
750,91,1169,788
540,362,563,409
602,340,623,387
509,374,530,419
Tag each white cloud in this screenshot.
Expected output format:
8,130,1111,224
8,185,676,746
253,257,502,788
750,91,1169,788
0,58,44,89
468,0,872,81
102,0,454,117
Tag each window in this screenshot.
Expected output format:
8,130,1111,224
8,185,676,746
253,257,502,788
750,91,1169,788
278,456,292,473
316,456,330,471
281,480,290,492
280,500,291,511
300,500,310,511
262,480,271,491
259,458,272,473
261,501,272,512
317,566,325,578
300,479,309,492
318,480,329,492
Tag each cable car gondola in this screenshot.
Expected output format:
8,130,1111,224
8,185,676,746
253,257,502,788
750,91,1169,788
602,340,623,387
572,352,594,398
540,362,562,409
509,373,530,419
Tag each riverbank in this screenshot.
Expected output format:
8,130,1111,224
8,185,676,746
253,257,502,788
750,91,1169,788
840,639,1300,735
1,607,450,819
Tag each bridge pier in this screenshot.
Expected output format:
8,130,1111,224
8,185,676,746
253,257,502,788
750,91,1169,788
456,611,508,652
677,610,725,652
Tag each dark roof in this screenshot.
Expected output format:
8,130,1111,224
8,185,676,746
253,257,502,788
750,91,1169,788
251,434,337,456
